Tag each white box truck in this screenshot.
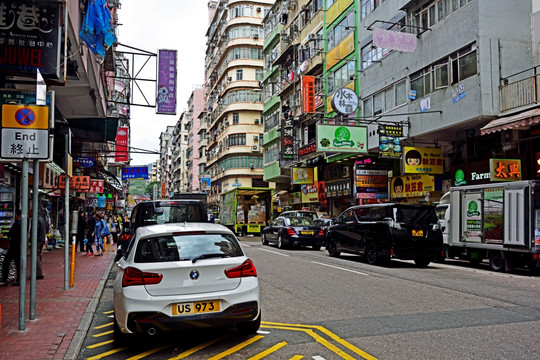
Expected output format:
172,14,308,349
436,180,540,272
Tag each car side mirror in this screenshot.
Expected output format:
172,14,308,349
115,248,125,262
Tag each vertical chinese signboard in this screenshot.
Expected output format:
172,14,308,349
378,124,403,159
301,76,315,113
281,113,294,161
115,126,129,162
156,49,177,115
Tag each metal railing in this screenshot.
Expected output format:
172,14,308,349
499,70,539,112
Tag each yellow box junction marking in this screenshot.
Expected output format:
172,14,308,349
248,341,288,360
262,321,377,360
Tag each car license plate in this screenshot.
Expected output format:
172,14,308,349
412,229,424,237
172,300,220,316
301,231,313,235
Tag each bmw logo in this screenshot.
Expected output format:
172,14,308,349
189,270,200,280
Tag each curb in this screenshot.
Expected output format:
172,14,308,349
64,258,115,360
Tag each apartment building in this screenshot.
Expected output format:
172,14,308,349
203,0,275,210
262,0,539,217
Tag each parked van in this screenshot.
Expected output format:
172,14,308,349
326,203,443,267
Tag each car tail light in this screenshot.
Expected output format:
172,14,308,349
119,232,133,242
286,228,296,236
318,229,325,236
225,259,257,278
122,267,163,287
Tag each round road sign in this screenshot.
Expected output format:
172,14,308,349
15,108,36,126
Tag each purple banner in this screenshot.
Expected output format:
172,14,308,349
156,49,177,115
373,28,416,53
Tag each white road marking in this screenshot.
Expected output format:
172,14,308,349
259,248,290,257
257,330,271,334
312,356,326,360
311,261,369,276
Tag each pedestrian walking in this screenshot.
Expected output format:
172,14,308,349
36,209,48,279
111,215,120,244
76,210,86,252
0,210,22,286
93,212,108,256
85,212,95,255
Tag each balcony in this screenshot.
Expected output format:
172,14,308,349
499,73,540,112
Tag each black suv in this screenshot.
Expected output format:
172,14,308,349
118,200,208,251
326,203,443,267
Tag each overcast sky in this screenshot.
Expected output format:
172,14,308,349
117,0,208,165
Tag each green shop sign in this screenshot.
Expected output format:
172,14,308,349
316,124,367,153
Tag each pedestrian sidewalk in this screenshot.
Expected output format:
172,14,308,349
0,244,115,360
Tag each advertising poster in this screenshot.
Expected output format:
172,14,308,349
461,192,483,242
115,126,129,162
403,147,443,174
378,125,403,159
156,49,177,115
301,76,315,113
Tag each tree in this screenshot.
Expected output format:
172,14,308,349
145,181,161,196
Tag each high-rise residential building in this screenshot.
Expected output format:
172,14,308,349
158,125,176,195
203,0,275,211
185,87,206,192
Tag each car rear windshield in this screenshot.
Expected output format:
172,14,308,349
134,233,243,263
289,217,316,226
140,203,206,226
394,206,438,226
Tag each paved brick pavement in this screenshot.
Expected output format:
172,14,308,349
0,244,115,360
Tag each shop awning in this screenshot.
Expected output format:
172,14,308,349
480,108,540,135
99,169,122,192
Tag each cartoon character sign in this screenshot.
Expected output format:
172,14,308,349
158,85,169,104
292,167,314,185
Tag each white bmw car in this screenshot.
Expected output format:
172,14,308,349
113,223,261,341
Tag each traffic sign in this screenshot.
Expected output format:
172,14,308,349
1,128,49,159
2,104,49,129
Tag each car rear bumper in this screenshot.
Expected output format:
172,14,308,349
285,236,325,247
114,278,260,334
126,301,259,334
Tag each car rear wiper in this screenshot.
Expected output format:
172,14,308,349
191,253,230,263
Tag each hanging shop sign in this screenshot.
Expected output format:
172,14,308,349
378,125,403,159
373,28,416,53
115,126,129,163
156,49,177,115
0,0,63,78
355,163,388,200
390,175,435,199
325,179,352,198
330,87,358,115
299,143,317,158
281,112,295,160
89,179,104,193
318,181,328,208
317,124,367,153
403,147,443,174
201,176,211,191
39,162,62,189
73,156,95,167
288,192,301,205
301,182,319,203
292,167,314,185
122,166,149,180
301,76,315,114
58,175,90,191
489,159,522,182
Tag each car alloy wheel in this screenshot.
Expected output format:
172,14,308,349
261,233,268,245
277,235,285,249
365,242,378,265
327,239,340,257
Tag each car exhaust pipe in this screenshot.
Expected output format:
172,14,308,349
147,327,157,336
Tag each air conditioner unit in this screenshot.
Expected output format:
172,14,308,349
253,135,259,141
252,33,259,39
256,7,262,12
254,119,260,124
252,145,260,152
249,163,256,168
